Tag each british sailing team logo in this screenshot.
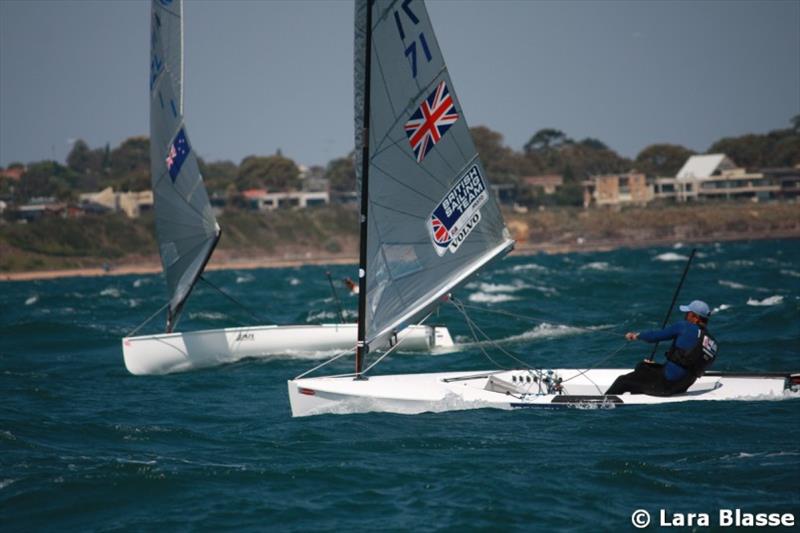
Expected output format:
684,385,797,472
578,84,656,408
404,80,459,163
428,165,488,256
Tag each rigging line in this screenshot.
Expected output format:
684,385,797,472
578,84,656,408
126,301,170,338
294,347,356,380
361,311,433,375
560,342,630,386
198,275,275,326
453,299,535,370
453,301,627,339
454,300,510,370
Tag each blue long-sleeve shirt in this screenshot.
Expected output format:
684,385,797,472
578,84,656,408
638,320,702,381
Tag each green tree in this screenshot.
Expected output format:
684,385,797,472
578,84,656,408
579,137,609,151
471,126,526,184
237,155,300,191
108,136,150,190
66,139,94,174
523,128,571,154
199,159,239,193
16,161,82,202
635,144,695,177
325,154,356,192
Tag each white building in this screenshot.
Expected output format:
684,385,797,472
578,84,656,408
654,154,778,202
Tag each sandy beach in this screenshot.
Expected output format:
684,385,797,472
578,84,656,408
4,228,798,282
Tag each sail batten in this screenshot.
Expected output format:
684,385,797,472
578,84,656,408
355,0,514,350
150,0,219,332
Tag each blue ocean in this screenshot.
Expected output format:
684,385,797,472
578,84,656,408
2,239,798,531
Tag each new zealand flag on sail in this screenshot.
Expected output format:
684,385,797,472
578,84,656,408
166,128,190,182
404,80,459,163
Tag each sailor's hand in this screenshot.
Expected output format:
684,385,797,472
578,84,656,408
625,332,639,341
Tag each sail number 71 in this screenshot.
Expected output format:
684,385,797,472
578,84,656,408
393,0,433,78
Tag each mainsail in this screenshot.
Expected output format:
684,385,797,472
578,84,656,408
354,0,514,356
150,0,220,332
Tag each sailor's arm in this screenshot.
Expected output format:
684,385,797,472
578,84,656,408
625,322,683,343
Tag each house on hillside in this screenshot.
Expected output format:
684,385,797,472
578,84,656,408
582,172,652,207
78,187,153,218
653,154,777,202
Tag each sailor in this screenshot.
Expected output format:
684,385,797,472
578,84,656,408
343,277,359,295
606,300,718,396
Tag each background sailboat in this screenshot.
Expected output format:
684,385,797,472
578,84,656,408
122,0,453,375
287,0,797,416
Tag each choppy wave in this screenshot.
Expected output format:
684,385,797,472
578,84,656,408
467,281,528,293
468,292,520,304
719,280,748,290
188,311,228,320
511,263,549,273
100,287,121,298
579,261,624,272
458,323,609,346
306,310,357,322
654,252,689,262
746,295,784,307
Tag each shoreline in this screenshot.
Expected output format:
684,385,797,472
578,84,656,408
3,229,798,282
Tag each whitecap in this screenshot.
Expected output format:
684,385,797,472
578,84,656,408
697,262,717,270
100,287,121,298
467,281,528,293
307,310,356,322
780,269,800,278
673,242,684,249
719,280,748,290
511,263,549,273
579,261,624,272
728,259,755,267
712,304,732,313
128,299,141,308
236,274,254,284
654,252,689,262
468,292,519,304
25,295,38,306
746,295,784,307
288,277,301,286
0,479,17,490
188,311,227,320
132,278,151,288
460,323,610,346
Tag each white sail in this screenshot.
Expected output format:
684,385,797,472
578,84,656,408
150,0,220,331
355,0,514,350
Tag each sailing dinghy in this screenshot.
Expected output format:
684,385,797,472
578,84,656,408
122,0,453,376
287,0,798,416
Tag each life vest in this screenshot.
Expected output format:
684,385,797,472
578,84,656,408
667,326,718,378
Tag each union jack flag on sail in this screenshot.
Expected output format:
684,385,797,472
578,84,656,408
404,80,459,163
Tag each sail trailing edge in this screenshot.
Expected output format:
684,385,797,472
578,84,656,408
150,0,219,332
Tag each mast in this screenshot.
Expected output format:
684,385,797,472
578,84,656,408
355,0,373,377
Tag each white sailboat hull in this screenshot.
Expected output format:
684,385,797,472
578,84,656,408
123,323,454,375
288,368,800,417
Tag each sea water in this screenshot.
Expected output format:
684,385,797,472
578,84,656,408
1,239,798,530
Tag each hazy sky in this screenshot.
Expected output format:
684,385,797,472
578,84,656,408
1,0,798,169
